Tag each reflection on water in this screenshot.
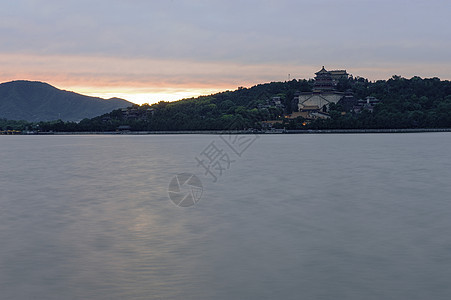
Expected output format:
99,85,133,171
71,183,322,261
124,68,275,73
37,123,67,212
0,134,451,300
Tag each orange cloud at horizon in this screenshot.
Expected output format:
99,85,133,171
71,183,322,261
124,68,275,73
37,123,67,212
1,53,450,105
0,53,296,104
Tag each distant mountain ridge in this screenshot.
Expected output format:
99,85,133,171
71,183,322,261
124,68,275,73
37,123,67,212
0,80,132,122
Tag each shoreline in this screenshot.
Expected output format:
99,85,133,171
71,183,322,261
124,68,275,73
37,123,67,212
3,128,450,135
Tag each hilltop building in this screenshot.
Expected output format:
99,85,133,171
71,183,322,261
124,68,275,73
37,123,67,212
295,66,349,111
260,67,383,129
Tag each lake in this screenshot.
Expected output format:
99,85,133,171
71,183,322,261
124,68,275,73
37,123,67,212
1,133,451,300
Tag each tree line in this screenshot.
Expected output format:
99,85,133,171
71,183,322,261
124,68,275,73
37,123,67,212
1,75,450,132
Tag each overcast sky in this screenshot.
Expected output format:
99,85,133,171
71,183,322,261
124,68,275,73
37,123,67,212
1,0,450,104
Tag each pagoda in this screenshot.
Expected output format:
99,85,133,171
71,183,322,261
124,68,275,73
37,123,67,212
313,66,334,92
294,66,350,112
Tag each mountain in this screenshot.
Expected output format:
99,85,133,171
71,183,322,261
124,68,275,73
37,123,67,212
0,80,133,122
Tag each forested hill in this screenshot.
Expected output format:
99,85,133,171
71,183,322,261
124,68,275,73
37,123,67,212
0,80,132,122
2,75,451,132
73,75,451,131
42,79,314,131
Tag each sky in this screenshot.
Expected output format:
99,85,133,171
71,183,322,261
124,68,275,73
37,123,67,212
1,0,450,104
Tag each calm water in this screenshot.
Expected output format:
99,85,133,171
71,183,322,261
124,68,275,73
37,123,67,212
1,133,451,300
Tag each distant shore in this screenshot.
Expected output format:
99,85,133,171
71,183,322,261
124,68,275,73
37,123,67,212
3,128,449,135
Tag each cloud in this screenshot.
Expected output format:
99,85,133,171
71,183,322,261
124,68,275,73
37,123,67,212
1,52,320,85
0,0,450,103
3,0,450,63
0,52,316,103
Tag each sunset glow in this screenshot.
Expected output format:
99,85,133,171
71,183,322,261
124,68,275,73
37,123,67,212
1,0,450,105
2,52,450,105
